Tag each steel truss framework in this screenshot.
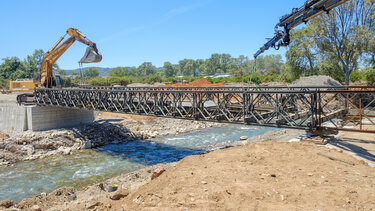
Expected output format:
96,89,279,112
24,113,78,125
34,86,375,133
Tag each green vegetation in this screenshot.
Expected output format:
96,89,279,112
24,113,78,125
88,75,164,86
83,67,99,78
363,68,375,85
0,77,10,89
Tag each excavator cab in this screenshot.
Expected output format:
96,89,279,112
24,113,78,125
54,75,62,88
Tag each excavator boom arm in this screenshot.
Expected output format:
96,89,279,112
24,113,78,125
40,28,102,88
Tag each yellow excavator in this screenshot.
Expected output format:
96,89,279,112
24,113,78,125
10,28,102,92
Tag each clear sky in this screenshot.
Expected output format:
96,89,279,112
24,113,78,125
0,0,304,70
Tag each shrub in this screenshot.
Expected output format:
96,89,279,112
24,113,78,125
143,75,163,84
107,76,132,86
0,78,10,89
88,77,109,86
349,70,362,83
363,68,375,85
61,77,79,87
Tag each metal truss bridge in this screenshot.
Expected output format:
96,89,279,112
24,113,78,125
32,86,375,133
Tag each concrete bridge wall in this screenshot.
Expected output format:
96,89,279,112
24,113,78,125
0,106,28,132
0,105,93,132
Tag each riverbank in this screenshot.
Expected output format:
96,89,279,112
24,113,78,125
0,113,220,166
2,127,374,210
0,128,303,210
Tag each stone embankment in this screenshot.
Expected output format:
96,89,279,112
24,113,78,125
0,122,137,165
0,117,220,166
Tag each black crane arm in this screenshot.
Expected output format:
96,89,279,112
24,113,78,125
254,0,349,59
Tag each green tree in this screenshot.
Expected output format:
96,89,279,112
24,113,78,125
317,59,345,82
137,62,157,76
179,59,197,77
127,67,138,77
109,67,128,77
256,54,283,75
0,77,9,89
162,62,175,77
236,55,253,75
194,59,204,76
25,49,45,75
83,67,99,78
363,68,375,84
0,57,28,80
308,0,375,85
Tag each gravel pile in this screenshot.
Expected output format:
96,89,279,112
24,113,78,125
290,75,343,87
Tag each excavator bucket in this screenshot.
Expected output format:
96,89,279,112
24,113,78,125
79,46,102,63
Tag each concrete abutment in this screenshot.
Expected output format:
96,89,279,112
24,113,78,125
0,105,93,132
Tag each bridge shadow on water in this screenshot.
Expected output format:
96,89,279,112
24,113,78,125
96,119,124,123
94,139,206,166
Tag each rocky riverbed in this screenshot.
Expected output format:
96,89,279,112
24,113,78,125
0,114,220,166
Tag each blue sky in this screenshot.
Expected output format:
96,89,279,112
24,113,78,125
0,0,304,70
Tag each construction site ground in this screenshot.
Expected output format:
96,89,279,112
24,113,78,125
5,126,375,210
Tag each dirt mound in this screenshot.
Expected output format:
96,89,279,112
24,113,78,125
118,142,374,210
15,187,76,210
291,75,342,87
170,78,224,87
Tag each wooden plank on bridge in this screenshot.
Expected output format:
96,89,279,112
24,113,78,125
320,109,346,122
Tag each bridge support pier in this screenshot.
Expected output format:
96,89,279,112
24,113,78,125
26,106,94,131
0,105,93,132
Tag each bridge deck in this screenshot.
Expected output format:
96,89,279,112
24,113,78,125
33,86,375,133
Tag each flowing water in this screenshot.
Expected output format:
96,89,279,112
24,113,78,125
0,125,279,202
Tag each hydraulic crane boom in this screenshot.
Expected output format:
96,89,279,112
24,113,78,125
40,28,102,88
254,0,349,59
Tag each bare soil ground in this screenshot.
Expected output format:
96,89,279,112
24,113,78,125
329,124,375,167
118,141,374,211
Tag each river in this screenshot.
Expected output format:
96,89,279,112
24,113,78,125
0,125,279,202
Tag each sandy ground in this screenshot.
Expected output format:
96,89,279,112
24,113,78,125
328,125,375,167
120,142,374,211
3,128,375,210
